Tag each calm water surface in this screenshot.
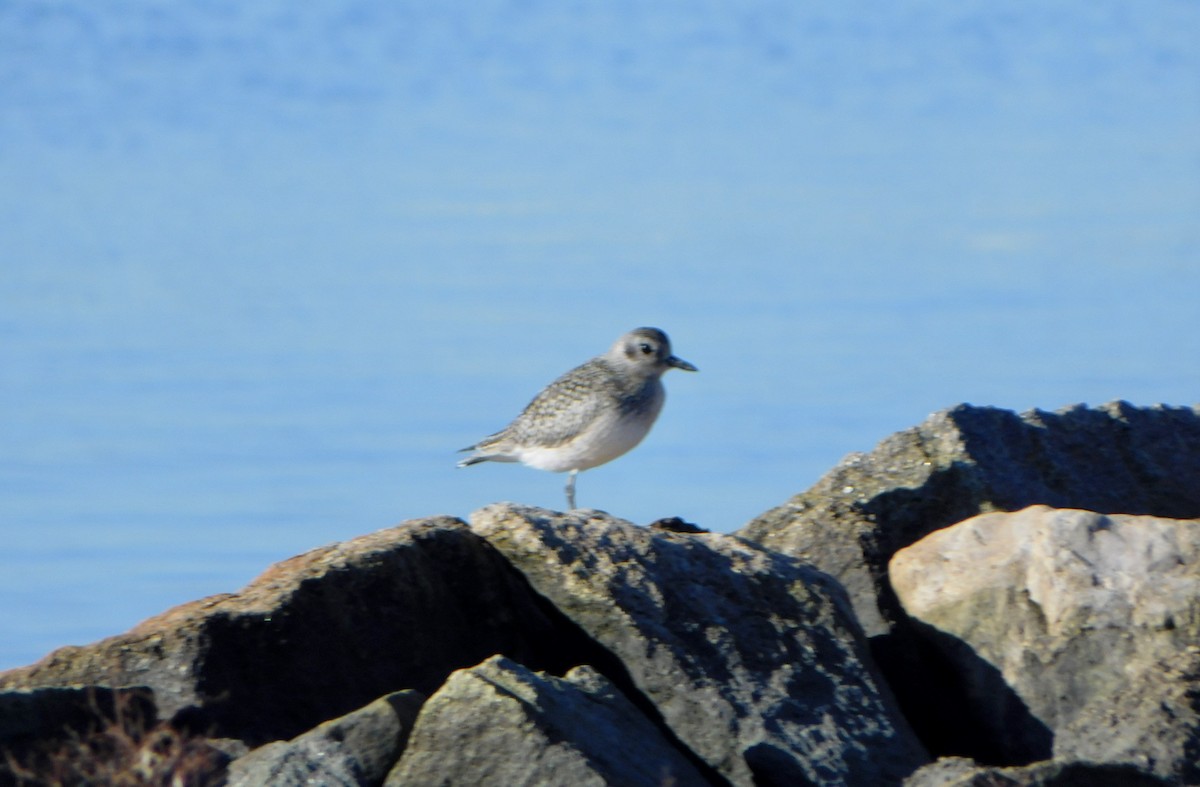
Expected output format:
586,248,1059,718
1,1,1198,669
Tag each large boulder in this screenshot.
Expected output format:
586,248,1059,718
386,656,710,786
738,402,1200,637
889,506,1200,783
0,518,565,746
471,503,928,787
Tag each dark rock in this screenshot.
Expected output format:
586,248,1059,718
648,516,709,533
471,503,928,787
226,690,425,787
0,518,565,746
386,655,710,786
737,401,1200,637
890,506,1200,783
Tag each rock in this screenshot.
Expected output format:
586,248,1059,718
386,655,710,786
889,506,1200,783
226,690,425,787
0,518,566,746
6,401,1192,785
648,516,709,534
903,757,1172,787
738,401,1200,637
470,503,928,787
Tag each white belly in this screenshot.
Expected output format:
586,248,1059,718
514,407,659,473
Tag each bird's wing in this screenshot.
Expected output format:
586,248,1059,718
497,361,613,449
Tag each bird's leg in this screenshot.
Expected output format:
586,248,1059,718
565,469,578,510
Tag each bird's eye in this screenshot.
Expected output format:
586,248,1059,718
639,343,653,355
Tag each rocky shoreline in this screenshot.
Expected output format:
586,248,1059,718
2,401,1198,786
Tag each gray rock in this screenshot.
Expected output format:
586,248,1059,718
890,506,1200,783
738,401,1200,637
386,655,709,787
0,518,564,746
470,504,928,787
226,690,425,787
903,757,1171,787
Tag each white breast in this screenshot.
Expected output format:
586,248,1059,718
514,399,664,473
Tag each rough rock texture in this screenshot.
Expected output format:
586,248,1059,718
226,690,425,787
0,518,565,746
903,757,1172,787
738,402,1200,636
387,655,709,786
5,401,1198,785
470,504,928,787
890,506,1200,783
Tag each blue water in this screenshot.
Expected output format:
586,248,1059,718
1,1,1197,670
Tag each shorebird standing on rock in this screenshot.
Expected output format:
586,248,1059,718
458,327,697,510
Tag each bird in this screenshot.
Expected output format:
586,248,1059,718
458,327,697,510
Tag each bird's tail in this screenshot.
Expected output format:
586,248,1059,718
456,444,480,468
457,442,520,467
457,453,487,468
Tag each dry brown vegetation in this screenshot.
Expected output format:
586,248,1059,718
2,690,227,787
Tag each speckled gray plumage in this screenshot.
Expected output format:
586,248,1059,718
475,355,662,451
458,327,696,509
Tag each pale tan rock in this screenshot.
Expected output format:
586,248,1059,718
890,506,1200,783
740,402,1200,637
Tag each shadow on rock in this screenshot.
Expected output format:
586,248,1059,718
872,616,1053,765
